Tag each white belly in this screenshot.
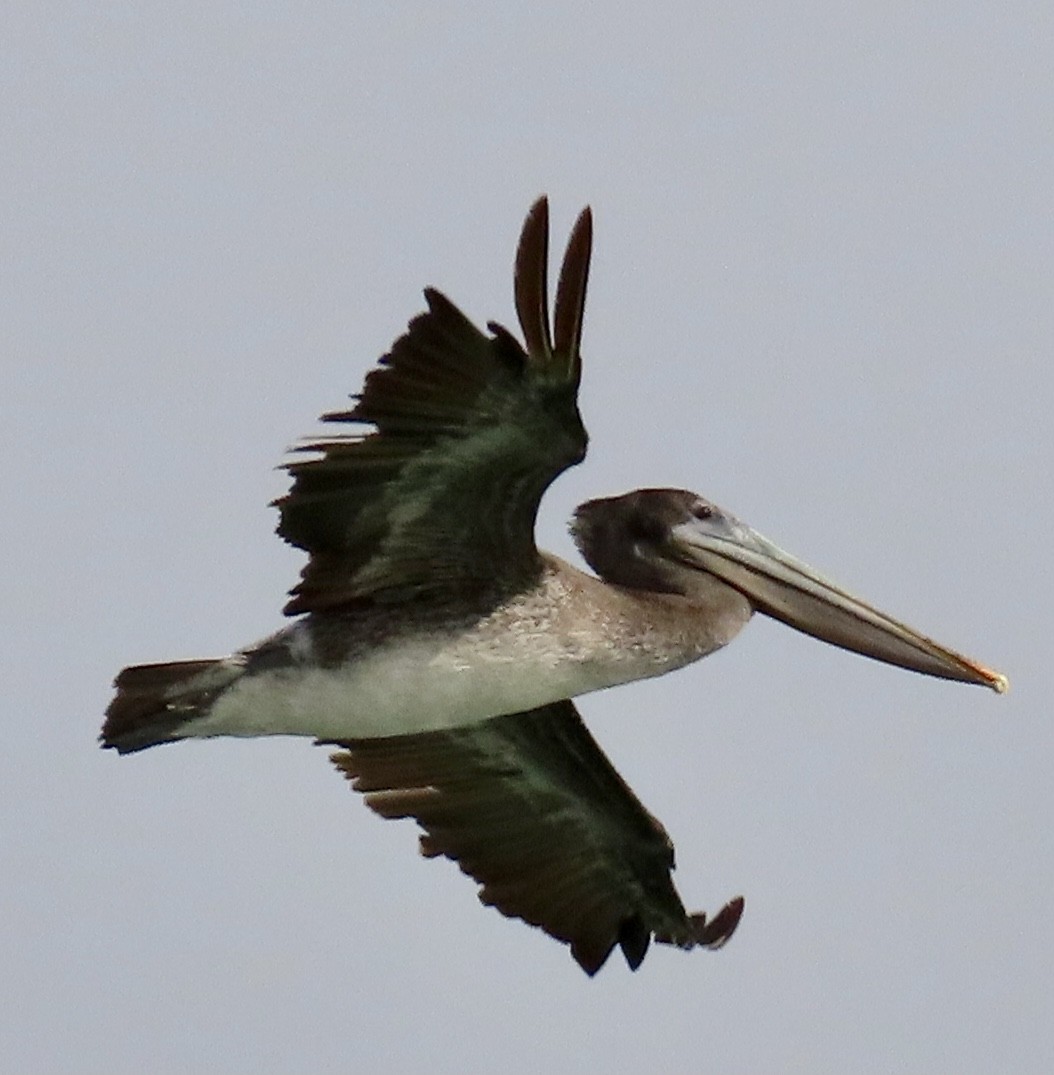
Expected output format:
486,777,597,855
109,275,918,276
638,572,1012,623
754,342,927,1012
192,621,679,741
184,560,751,742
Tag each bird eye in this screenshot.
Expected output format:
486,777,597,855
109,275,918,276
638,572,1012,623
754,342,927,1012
692,502,714,520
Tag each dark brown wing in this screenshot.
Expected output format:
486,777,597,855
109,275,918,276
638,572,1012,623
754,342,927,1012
276,198,593,614
330,701,744,975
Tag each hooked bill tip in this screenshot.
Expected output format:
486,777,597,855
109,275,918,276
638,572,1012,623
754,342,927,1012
988,670,1010,694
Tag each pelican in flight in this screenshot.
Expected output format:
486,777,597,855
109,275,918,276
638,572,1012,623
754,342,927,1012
103,198,1006,975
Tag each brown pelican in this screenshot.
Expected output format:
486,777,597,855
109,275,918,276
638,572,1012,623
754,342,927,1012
102,197,1007,975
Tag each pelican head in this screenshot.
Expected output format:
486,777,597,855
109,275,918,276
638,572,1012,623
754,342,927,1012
572,488,1007,692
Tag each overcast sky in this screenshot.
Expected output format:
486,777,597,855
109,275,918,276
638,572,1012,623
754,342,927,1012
3,3,1051,1072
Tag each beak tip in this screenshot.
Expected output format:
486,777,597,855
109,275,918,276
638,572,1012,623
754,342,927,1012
988,670,1010,695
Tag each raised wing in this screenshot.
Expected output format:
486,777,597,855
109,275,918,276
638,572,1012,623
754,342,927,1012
276,198,592,614
330,701,744,975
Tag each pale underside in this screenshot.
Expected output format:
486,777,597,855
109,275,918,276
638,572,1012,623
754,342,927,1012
183,556,753,742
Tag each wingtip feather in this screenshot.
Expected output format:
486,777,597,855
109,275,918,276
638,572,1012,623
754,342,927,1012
514,197,553,360
553,205,592,381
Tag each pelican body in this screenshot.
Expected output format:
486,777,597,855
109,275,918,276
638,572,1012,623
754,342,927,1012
103,199,1006,975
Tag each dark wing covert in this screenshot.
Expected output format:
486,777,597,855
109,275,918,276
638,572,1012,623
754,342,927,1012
276,197,592,614
330,701,744,974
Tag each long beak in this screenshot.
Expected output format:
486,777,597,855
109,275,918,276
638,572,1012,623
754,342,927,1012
671,517,1008,693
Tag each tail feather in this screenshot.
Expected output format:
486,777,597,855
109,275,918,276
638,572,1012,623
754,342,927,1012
102,658,238,754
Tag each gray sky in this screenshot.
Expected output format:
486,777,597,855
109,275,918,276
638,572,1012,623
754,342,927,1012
4,3,1051,1072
